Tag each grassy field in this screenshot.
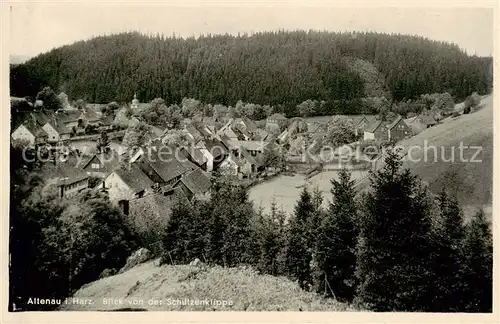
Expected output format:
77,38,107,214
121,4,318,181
249,170,368,215
59,260,355,311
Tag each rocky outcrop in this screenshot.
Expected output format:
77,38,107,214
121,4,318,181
118,248,152,274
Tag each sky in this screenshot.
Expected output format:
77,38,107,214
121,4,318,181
7,1,495,58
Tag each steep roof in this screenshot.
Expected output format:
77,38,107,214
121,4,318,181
140,145,197,183
45,121,72,134
252,128,269,141
184,124,203,141
83,110,101,122
22,123,48,138
365,120,385,133
52,166,89,186
177,168,212,196
114,164,154,194
238,116,259,132
202,138,229,155
386,115,405,130
82,150,121,172
180,147,207,166
56,110,84,124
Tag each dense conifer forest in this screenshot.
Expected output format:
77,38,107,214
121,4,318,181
10,31,492,117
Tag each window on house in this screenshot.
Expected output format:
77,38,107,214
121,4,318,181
91,163,100,169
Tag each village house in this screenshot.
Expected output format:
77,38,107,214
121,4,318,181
11,123,48,146
386,115,412,141
100,164,154,205
363,115,411,142
218,153,242,178
179,146,208,171
54,170,90,198
195,138,229,172
42,121,72,143
363,120,389,141
133,143,198,186
266,113,288,132
404,114,438,135
82,150,121,178
173,168,212,201
351,116,372,137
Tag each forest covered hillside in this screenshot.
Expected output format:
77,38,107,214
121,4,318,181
10,31,492,117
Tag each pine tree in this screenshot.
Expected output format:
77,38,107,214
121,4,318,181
355,150,434,311
314,169,358,302
462,209,493,312
256,200,287,276
428,189,466,311
286,188,315,290
161,198,193,264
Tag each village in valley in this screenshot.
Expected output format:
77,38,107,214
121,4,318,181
10,89,445,218
8,9,493,312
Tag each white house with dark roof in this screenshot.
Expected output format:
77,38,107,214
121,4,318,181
101,164,154,205
11,123,48,146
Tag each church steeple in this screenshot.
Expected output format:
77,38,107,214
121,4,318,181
131,93,139,109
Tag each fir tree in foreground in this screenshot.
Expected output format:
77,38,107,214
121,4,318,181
354,150,434,311
428,189,466,311
286,188,316,290
313,169,358,302
161,198,195,264
462,209,493,312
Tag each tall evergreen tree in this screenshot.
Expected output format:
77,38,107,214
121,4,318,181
314,169,358,301
161,198,194,264
427,189,466,311
355,150,434,311
286,188,316,290
462,209,493,312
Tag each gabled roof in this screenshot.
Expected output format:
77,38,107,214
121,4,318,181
185,124,203,141
238,147,258,166
351,115,370,126
82,110,101,122
176,168,212,196
139,144,197,183
55,110,84,124
52,166,89,186
218,134,232,149
202,138,229,155
82,150,121,172
180,147,207,166
365,120,385,133
45,121,72,134
22,123,48,138
129,187,189,223
237,116,259,133
114,164,154,194
386,115,405,130
253,128,269,141
196,124,213,138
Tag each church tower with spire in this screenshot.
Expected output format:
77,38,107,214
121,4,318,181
131,93,139,110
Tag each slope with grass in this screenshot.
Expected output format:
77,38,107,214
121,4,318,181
59,260,356,311
399,94,492,207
